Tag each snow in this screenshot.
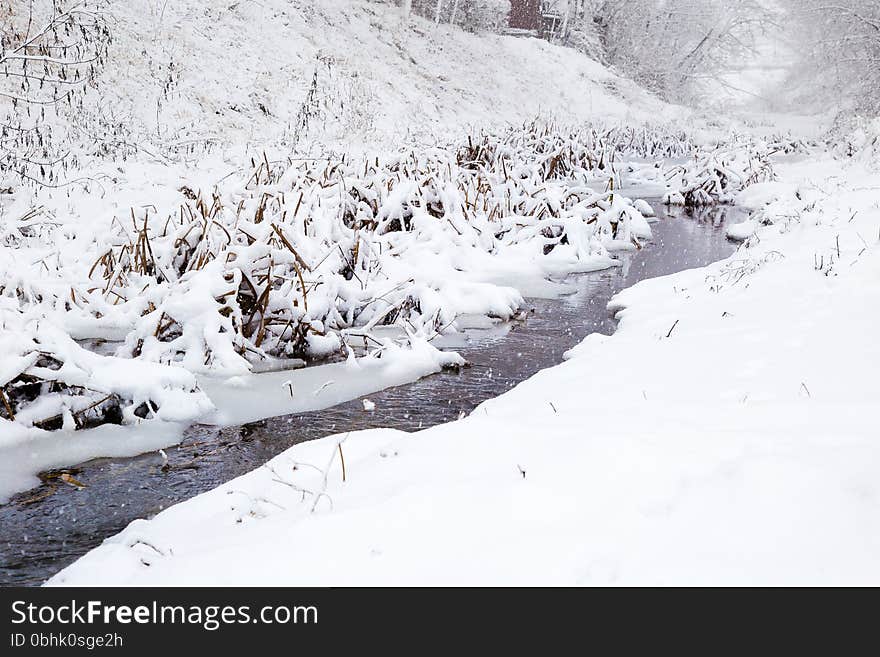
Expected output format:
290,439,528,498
199,338,462,426
0,334,466,504
725,219,757,241
2,0,683,496
84,0,682,155
3,0,877,586
0,421,187,503
49,151,880,586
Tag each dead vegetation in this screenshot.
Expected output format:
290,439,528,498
663,137,778,206
1,120,681,431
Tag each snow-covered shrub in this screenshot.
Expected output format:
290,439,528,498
605,124,695,159
824,116,880,167
0,307,211,430
663,139,776,206
455,120,695,190
765,134,815,156
459,0,510,32
407,0,508,31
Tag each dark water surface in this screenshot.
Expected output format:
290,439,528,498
0,202,742,586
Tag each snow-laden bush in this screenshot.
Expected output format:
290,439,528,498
90,136,651,373
824,116,880,166
662,138,776,206
483,120,696,166
407,0,508,32
0,304,211,430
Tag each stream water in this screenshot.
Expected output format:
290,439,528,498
0,202,743,586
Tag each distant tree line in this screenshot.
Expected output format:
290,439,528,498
397,0,879,114
396,1,773,103
781,0,880,115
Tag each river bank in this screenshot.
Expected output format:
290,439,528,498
48,152,880,586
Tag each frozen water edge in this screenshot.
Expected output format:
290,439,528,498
0,422,187,505
0,341,461,503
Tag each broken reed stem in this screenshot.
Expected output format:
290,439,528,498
73,394,114,421
0,388,16,421
270,223,310,312
338,443,347,483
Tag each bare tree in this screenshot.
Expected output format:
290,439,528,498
544,1,602,52
782,0,880,114
380,2,778,103
398,0,506,31
591,0,772,101
1,0,110,186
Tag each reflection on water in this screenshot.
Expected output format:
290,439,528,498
0,202,742,586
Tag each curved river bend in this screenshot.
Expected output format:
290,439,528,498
0,202,742,586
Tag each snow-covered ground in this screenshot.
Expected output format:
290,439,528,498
4,0,877,586
49,147,880,586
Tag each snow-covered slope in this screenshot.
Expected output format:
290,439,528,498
81,0,679,155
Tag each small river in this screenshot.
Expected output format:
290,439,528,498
0,201,743,586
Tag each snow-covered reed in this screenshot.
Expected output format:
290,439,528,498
1,123,659,431
662,136,778,206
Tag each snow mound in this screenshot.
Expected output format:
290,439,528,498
725,219,757,242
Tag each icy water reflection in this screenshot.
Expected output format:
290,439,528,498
0,202,742,586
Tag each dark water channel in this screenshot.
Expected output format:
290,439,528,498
0,202,742,586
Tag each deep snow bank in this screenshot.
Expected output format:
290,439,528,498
49,152,880,586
